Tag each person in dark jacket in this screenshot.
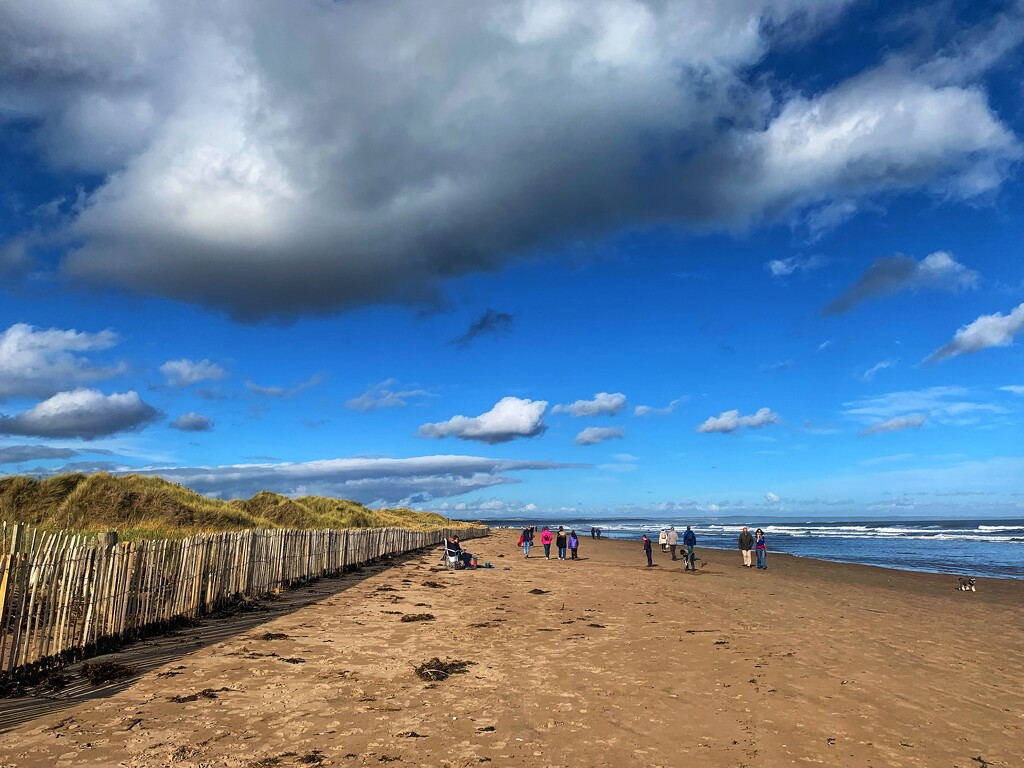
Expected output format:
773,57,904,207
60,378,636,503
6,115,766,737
738,527,754,567
682,526,697,571
555,527,568,560
642,534,653,567
521,526,534,558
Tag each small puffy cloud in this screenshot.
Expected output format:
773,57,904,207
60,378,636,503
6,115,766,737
0,444,78,464
825,251,979,314
765,256,823,277
553,392,627,417
246,374,323,398
697,407,780,434
450,309,514,348
862,414,927,435
0,389,160,439
924,302,1024,364
861,359,896,382
346,379,432,412
160,358,227,387
418,397,547,444
0,323,122,401
634,397,683,416
575,426,625,446
1000,385,1024,395
765,491,781,503
171,412,213,432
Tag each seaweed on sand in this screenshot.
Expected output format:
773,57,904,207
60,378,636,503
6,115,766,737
414,657,474,681
400,613,435,622
80,661,137,685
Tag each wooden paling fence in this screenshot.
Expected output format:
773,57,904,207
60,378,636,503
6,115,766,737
0,522,487,678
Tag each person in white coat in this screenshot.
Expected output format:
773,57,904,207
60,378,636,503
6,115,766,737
658,529,668,553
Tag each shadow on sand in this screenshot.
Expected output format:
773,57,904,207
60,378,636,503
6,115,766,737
0,551,428,733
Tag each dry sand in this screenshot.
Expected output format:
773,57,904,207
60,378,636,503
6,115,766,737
1,528,1021,767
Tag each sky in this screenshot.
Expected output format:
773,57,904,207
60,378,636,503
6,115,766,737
0,0,1022,522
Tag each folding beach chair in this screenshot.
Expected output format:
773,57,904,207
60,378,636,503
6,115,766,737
441,543,461,570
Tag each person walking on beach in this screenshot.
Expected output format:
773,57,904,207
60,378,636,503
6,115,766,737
659,529,668,553
642,534,653,567
568,530,579,560
738,526,754,568
521,526,534,558
591,526,596,539
682,525,697,571
540,527,554,559
556,526,568,560
755,529,768,570
667,526,679,560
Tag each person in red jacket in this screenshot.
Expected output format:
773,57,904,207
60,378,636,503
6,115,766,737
540,527,554,559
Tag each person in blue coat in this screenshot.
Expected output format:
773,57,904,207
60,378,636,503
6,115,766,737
682,526,697,571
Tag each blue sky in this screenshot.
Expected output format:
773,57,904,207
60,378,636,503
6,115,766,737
0,0,1022,520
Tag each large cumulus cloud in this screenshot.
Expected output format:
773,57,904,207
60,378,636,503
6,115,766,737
1,0,1019,320
130,455,579,503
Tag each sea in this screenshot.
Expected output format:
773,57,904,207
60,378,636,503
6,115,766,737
486,518,1024,580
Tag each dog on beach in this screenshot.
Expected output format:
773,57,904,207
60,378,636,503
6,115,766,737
957,577,976,592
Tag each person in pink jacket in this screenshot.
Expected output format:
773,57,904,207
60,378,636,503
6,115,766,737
540,527,554,559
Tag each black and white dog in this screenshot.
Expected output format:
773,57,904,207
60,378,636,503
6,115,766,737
957,577,976,592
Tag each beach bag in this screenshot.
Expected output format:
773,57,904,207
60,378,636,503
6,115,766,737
518,535,524,547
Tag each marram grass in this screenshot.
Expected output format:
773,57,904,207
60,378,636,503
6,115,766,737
0,472,463,539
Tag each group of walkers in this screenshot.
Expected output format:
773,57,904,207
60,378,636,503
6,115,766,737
642,525,698,569
645,525,768,570
514,523,769,570
737,526,769,569
518,526,580,560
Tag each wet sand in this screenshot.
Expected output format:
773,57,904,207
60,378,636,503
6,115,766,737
1,528,1022,767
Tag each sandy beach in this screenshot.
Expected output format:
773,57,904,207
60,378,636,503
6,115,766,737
1,528,1021,767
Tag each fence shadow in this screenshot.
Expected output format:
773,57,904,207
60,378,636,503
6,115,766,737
0,551,428,732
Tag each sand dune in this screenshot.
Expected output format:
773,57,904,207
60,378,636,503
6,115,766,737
1,529,1021,767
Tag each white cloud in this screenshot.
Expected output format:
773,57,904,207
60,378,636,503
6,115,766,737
765,491,780,503
1000,385,1024,396
843,386,1008,427
346,379,433,412
0,323,122,400
634,398,682,417
160,358,227,387
817,340,833,351
0,388,160,439
575,426,625,446
131,454,576,503
418,397,547,444
826,251,980,314
246,375,323,398
765,255,823,277
862,414,927,436
2,1,1017,320
861,359,896,382
170,412,213,432
697,407,780,434
553,392,627,417
924,302,1024,364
